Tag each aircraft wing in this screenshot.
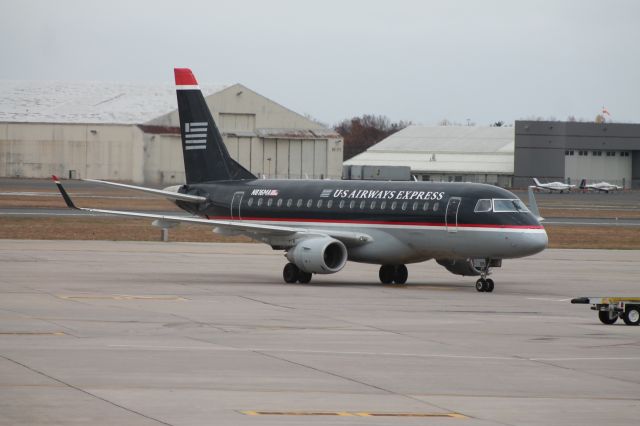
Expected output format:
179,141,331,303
53,177,373,247
82,178,207,203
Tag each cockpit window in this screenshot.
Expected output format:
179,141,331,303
492,199,529,213
474,199,492,212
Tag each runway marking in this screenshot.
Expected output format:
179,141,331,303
527,297,572,302
107,345,640,362
0,332,65,336
59,295,187,301
239,410,466,418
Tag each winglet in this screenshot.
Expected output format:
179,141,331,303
527,186,543,221
52,175,78,209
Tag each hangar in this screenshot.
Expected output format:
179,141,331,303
343,125,514,187
345,121,640,188
0,80,343,184
513,120,640,189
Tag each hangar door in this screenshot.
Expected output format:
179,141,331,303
564,150,631,187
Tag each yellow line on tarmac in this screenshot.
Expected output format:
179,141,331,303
238,410,466,418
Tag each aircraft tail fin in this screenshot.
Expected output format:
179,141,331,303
532,178,542,186
579,178,587,189
174,68,256,184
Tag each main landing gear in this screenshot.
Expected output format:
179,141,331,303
379,264,408,285
283,262,312,284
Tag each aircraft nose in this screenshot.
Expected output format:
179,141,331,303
521,229,548,256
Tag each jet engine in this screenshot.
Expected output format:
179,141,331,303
436,258,502,276
286,237,348,274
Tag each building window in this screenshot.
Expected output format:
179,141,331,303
621,151,630,157
592,151,602,156
606,151,615,157
565,150,574,156
578,150,587,156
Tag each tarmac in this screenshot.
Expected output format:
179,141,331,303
1,240,639,425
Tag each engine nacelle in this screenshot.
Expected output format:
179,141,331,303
286,237,348,274
436,258,483,276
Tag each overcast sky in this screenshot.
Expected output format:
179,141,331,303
1,0,638,126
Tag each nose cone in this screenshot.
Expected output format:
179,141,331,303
516,228,548,257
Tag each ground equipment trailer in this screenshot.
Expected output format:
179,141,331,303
571,297,640,325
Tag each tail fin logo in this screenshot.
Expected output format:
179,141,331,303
184,122,208,151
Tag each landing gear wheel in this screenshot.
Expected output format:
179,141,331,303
379,265,394,284
297,270,312,284
598,310,618,325
394,264,408,284
283,263,299,283
622,307,640,326
475,279,486,292
485,278,494,293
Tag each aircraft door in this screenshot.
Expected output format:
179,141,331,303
230,191,244,219
445,197,461,233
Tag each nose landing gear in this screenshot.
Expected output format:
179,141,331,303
475,259,495,292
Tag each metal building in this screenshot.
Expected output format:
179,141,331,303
344,125,514,187
0,80,343,184
513,121,640,189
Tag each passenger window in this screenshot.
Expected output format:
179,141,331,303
277,199,283,207
381,201,387,209
349,200,356,209
433,202,439,211
327,200,333,208
370,201,376,209
267,198,273,207
286,199,292,207
423,201,429,211
316,199,323,208
412,202,418,211
359,200,366,209
257,198,263,207
339,200,345,208
474,199,492,213
296,199,303,208
391,201,397,210
306,199,313,208
247,198,254,207
401,202,407,211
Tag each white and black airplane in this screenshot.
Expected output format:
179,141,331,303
532,178,576,193
579,179,623,193
53,68,548,292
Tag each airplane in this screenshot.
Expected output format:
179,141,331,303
52,68,548,293
532,178,575,193
579,179,623,193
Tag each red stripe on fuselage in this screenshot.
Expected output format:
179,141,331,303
204,215,544,229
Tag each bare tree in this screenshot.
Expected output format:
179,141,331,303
334,115,411,160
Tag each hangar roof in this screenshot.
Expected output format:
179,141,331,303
367,125,514,153
0,81,226,124
344,125,514,174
